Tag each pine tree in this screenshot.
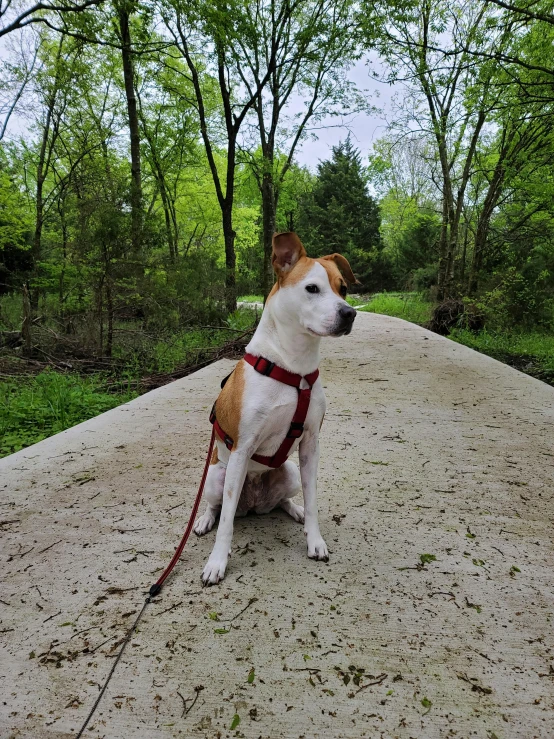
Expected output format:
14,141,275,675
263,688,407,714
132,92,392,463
297,137,391,289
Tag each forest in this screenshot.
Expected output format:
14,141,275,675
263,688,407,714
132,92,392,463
1,0,553,456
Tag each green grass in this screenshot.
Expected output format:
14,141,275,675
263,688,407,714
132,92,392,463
346,294,367,307
359,292,434,325
449,328,554,380
238,294,263,303
0,372,138,458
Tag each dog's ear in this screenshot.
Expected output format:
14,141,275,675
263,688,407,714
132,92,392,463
272,232,307,276
320,253,361,285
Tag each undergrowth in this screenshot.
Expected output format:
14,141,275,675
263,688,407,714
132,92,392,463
0,372,137,457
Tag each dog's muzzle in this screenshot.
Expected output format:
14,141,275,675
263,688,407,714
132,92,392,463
333,304,356,335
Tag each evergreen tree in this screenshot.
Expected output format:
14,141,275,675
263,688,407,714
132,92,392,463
297,137,392,290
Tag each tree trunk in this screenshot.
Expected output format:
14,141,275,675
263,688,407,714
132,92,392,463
159,181,176,262
105,276,114,357
261,172,276,300
222,204,237,313
21,284,32,357
468,166,505,295
118,4,142,262
31,99,54,313
437,197,449,301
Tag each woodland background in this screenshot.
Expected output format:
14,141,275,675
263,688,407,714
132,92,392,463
1,0,554,455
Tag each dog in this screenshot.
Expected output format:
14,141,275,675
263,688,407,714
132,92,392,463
193,231,358,585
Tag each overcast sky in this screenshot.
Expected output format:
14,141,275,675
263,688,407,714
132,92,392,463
293,55,394,170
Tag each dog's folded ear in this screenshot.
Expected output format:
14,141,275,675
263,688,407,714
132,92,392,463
320,253,361,285
272,232,307,276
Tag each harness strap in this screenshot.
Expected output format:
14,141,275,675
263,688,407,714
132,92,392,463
211,354,319,469
243,352,319,388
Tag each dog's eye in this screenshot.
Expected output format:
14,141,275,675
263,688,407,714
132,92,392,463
305,284,320,294
339,285,347,298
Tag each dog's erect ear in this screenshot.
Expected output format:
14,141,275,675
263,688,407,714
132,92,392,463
272,232,307,276
320,253,361,285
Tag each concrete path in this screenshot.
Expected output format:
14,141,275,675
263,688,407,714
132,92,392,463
1,313,554,739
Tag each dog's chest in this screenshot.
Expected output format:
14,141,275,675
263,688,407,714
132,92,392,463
240,367,325,457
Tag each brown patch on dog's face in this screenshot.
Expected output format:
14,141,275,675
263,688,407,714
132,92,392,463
210,446,219,465
215,360,245,449
280,256,317,286
316,257,348,298
319,253,359,288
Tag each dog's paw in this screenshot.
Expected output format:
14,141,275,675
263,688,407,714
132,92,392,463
193,510,217,537
202,555,228,586
307,534,329,562
280,499,304,523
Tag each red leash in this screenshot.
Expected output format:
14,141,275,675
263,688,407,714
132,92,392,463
149,426,216,596
76,427,215,738
78,352,312,736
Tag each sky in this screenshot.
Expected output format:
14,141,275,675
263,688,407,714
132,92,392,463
292,55,395,170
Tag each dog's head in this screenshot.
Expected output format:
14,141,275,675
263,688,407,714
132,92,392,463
269,232,360,337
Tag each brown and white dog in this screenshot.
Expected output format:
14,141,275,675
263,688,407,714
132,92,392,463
194,232,358,585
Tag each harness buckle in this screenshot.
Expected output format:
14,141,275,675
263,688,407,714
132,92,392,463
254,356,275,376
287,422,304,438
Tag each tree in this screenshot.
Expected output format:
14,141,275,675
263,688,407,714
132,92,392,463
114,0,142,261
297,137,385,289
236,0,361,298
0,0,105,39
161,0,291,312
365,0,516,298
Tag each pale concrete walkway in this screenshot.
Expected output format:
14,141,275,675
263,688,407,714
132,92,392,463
1,313,554,739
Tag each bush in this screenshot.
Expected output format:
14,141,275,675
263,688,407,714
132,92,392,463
412,264,438,293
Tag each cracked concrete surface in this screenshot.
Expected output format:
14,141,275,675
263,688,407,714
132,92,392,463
1,312,554,738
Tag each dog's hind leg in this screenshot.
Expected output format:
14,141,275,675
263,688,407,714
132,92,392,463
193,461,225,536
255,461,304,523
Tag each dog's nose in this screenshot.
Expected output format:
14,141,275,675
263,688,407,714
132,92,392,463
339,304,356,324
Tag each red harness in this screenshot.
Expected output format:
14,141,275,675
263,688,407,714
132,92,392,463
210,352,319,469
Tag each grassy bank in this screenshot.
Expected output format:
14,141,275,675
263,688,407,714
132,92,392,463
359,292,553,386
0,372,138,457
0,308,258,458
358,292,434,324
449,328,554,383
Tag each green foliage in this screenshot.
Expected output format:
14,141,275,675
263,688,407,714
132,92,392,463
359,292,434,325
297,137,391,291
0,372,137,457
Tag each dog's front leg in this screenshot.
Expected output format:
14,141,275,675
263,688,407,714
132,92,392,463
299,430,328,561
202,449,250,585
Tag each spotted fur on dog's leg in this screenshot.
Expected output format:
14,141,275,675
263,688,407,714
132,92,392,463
202,450,250,585
298,430,329,562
